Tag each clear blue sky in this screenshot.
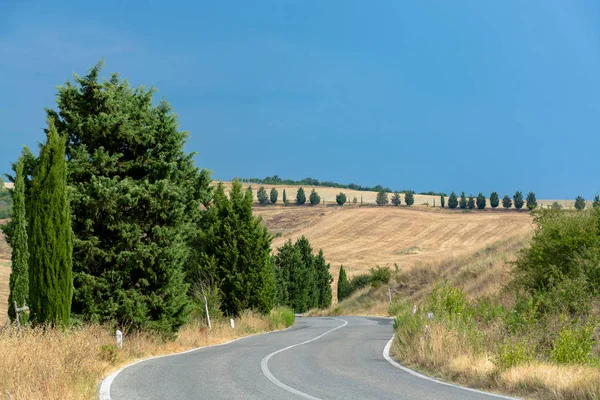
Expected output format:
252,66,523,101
2,1,599,199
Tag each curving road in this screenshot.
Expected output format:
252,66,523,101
106,316,515,400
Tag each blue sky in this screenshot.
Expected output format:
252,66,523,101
1,1,599,199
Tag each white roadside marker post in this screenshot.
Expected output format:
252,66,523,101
116,329,123,349
230,318,235,329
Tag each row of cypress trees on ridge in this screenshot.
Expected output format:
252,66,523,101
442,191,538,210
3,62,332,334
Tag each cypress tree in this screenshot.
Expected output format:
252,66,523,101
275,240,308,312
257,186,269,205
391,192,401,206
593,195,600,209
337,266,351,302
28,122,73,326
476,192,486,210
440,194,445,208
376,190,389,205
513,191,524,210
314,250,333,308
195,182,276,316
490,192,499,208
295,237,318,310
47,62,209,334
405,191,415,206
526,192,538,210
575,196,586,211
296,187,306,205
283,189,288,205
448,192,458,209
270,187,278,204
502,194,512,209
467,194,475,209
309,189,321,205
7,156,29,322
459,192,467,209
336,192,347,206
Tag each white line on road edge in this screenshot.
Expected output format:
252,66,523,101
99,325,294,400
261,318,349,400
383,335,519,400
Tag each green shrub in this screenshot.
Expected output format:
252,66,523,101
269,306,295,328
550,321,597,364
350,273,370,291
336,192,347,206
369,266,391,288
493,340,535,369
426,283,470,320
99,344,119,363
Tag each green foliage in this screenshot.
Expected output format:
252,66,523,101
49,63,207,334
476,192,486,210
440,194,445,208
459,192,467,209
0,178,12,219
283,189,288,205
467,194,475,210
337,266,351,302
349,273,370,291
274,237,332,312
502,194,512,209
593,195,600,209
194,182,276,317
575,196,586,211
368,266,391,288
257,186,269,205
296,187,306,205
493,340,535,369
513,191,524,210
28,121,73,327
448,192,458,209
391,192,401,206
551,201,562,210
99,344,120,364
490,192,499,208
376,190,389,206
550,321,597,364
270,187,278,204
268,306,295,328
526,192,537,210
7,156,29,323
352,196,358,204
309,189,321,205
426,283,469,319
335,192,347,206
405,191,415,207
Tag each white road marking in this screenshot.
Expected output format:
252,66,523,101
261,318,349,400
383,335,519,400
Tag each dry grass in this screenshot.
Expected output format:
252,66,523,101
0,310,290,400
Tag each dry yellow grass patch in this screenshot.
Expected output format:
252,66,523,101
0,311,290,400
500,363,600,400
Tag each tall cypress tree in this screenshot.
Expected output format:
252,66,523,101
314,250,333,308
490,192,499,208
46,62,210,334
295,236,318,310
7,156,29,322
28,122,73,326
337,266,351,302
274,240,308,312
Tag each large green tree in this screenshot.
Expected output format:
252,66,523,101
195,182,276,316
391,192,401,206
337,266,351,302
28,122,73,326
274,240,308,312
296,187,306,205
526,192,538,210
502,194,512,209
47,62,210,334
459,192,467,209
314,250,333,308
309,189,321,205
270,188,278,204
257,186,269,205
513,191,524,210
376,190,389,206
405,191,415,207
336,192,347,206
476,192,486,210
7,156,29,322
467,194,475,210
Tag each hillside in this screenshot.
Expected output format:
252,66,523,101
0,220,10,324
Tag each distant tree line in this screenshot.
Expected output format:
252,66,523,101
239,175,446,196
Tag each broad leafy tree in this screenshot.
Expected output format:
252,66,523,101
47,62,210,334
28,122,73,326
309,189,321,205
448,192,458,209
296,187,306,205
502,195,512,209
526,192,538,210
476,192,486,210
490,192,499,208
513,191,524,210
405,191,415,206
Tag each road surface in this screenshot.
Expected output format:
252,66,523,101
107,316,514,400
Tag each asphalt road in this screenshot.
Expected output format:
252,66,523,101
108,316,515,400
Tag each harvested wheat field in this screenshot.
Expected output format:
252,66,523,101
254,206,533,289
0,220,10,325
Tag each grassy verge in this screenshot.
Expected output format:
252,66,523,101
0,307,294,400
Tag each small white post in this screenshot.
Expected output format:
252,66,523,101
230,318,235,329
387,287,392,304
200,282,211,330
116,329,123,349
412,304,417,315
